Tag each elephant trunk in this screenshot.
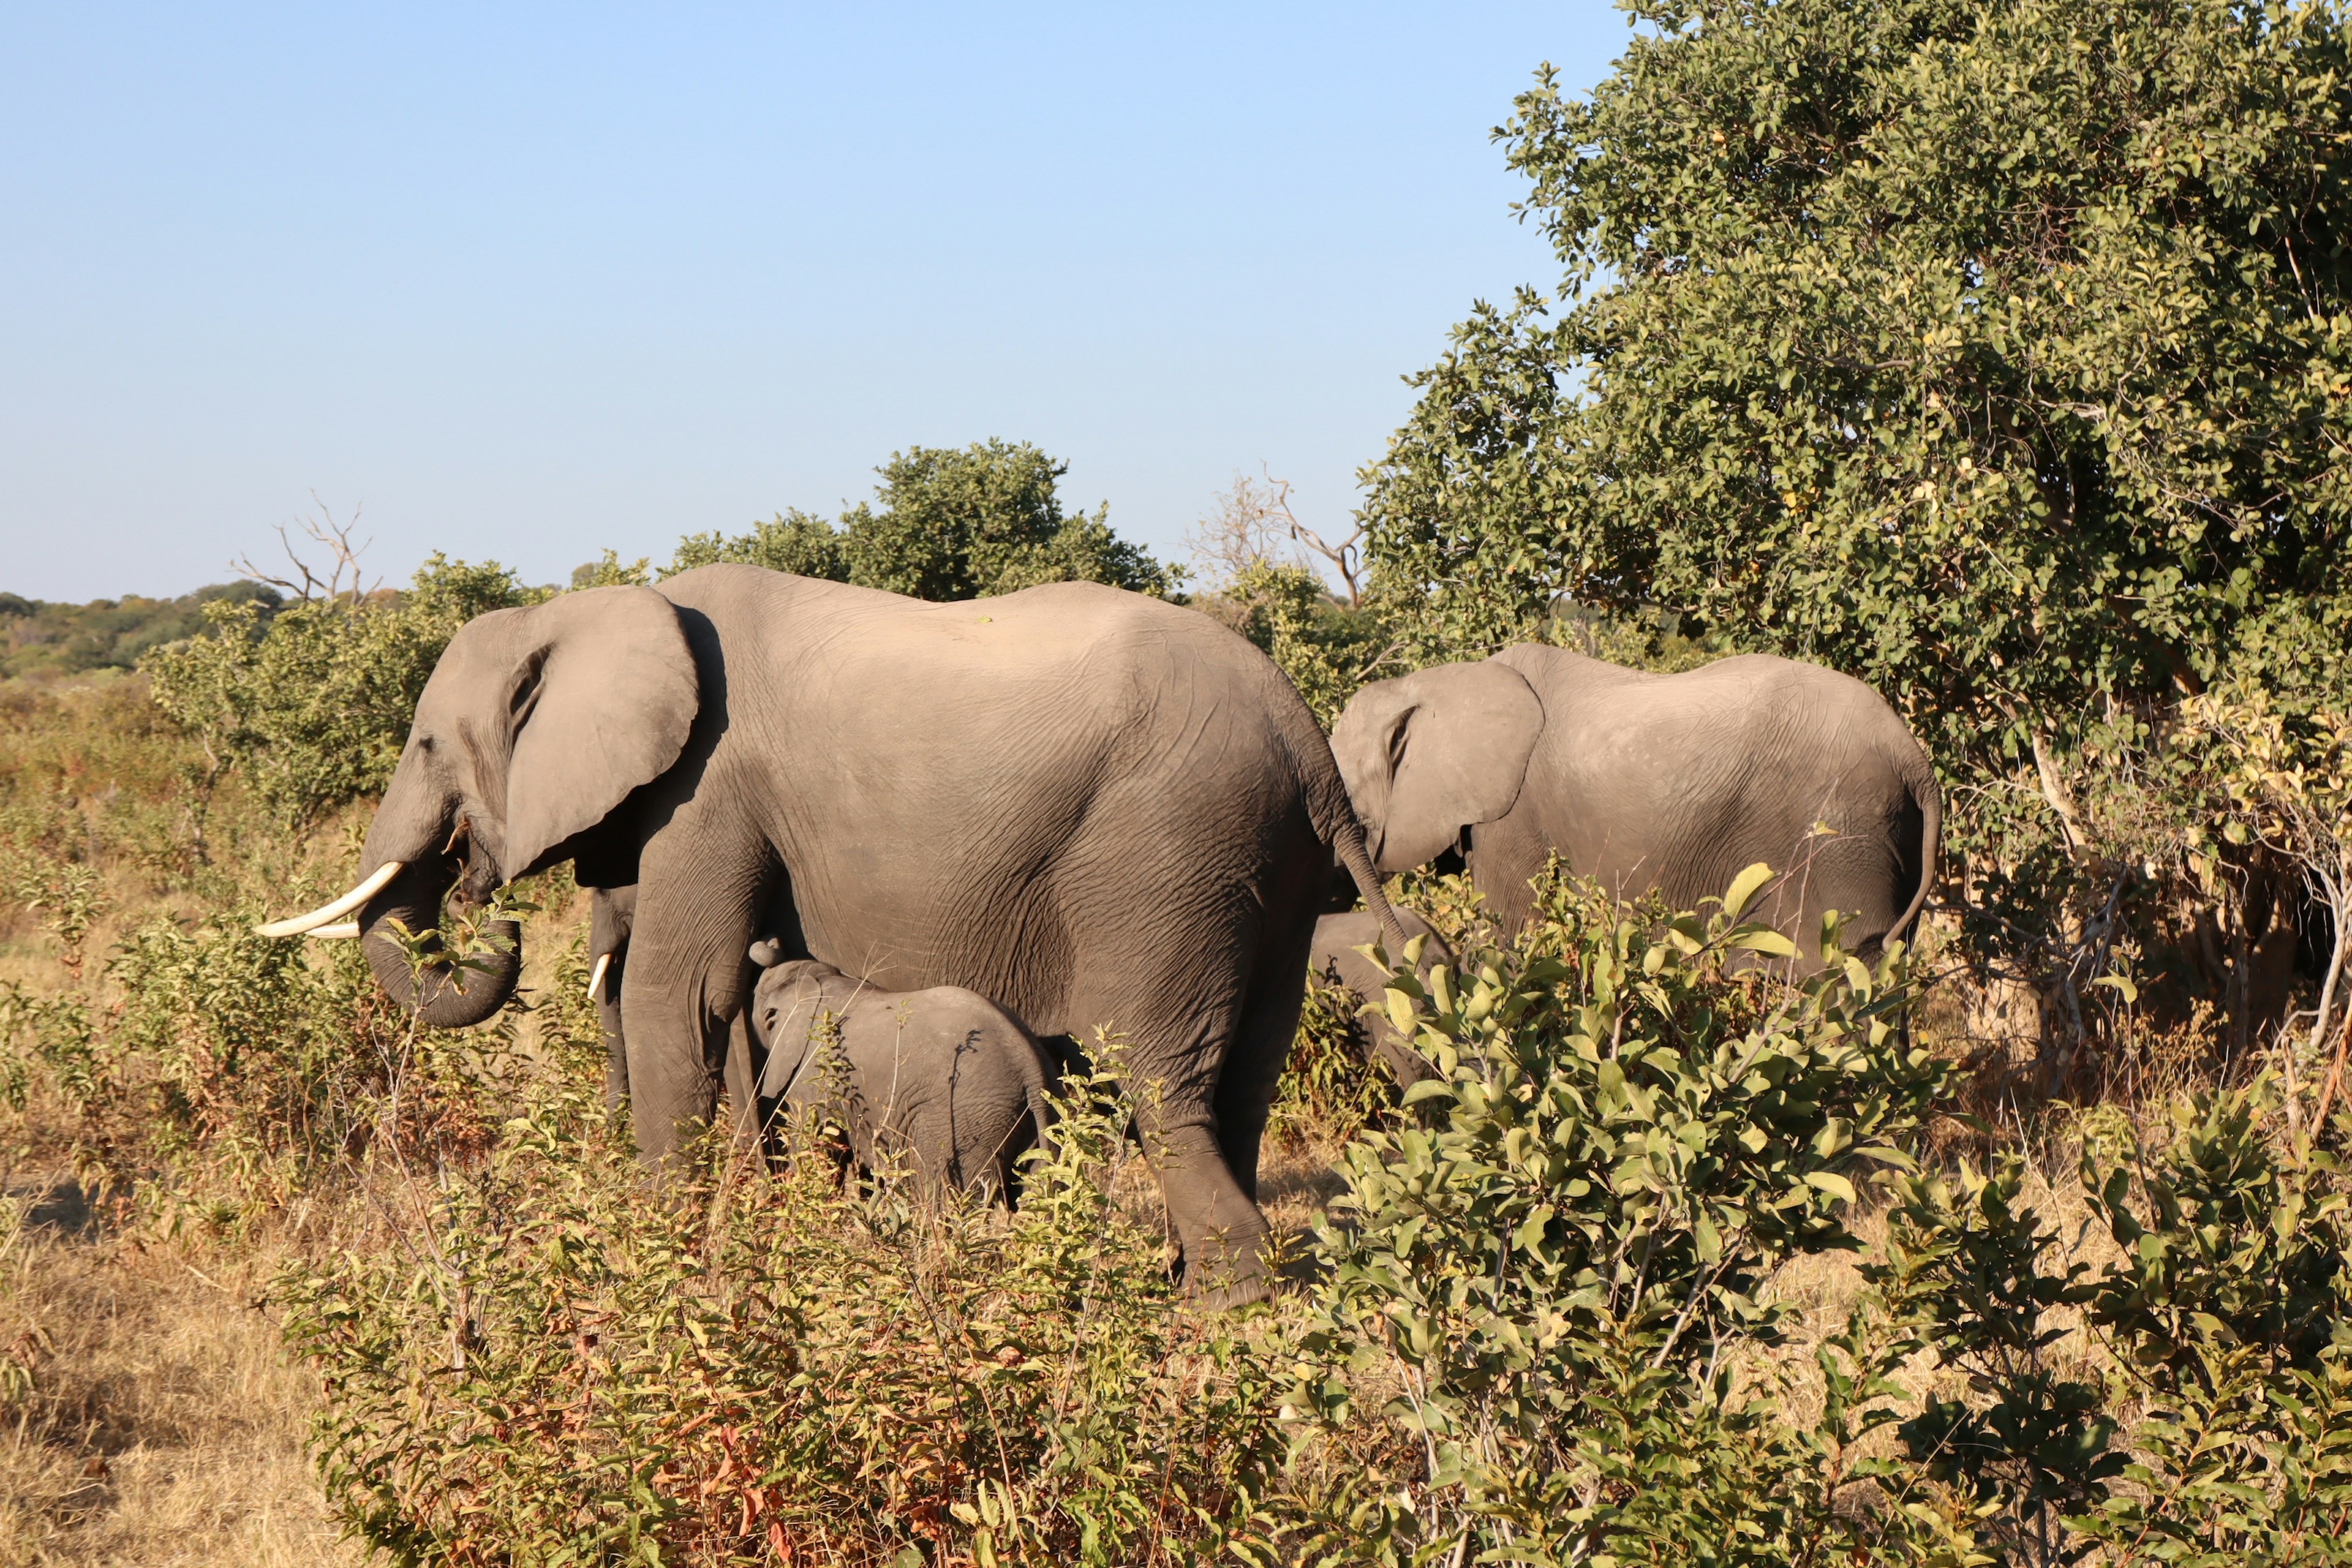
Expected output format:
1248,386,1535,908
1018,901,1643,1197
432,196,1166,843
358,855,522,1029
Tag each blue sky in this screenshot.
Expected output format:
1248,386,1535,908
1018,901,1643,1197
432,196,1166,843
3,3,1627,601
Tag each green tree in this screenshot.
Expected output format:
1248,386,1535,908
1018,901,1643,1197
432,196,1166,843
665,442,1177,602
665,510,848,583
843,440,1175,600
0,582,284,681
1365,0,2352,754
1361,0,2352,1054
141,556,530,826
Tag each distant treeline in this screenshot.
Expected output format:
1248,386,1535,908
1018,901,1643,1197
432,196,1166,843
0,582,284,681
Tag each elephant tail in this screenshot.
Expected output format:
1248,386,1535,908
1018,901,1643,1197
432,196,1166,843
1289,723,1414,956
1890,742,1942,943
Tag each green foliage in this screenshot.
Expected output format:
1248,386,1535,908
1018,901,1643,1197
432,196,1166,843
1275,964,1401,1139
1886,1157,2121,1565
666,441,1178,603
2065,1081,2352,1561
280,1066,1292,1567
1879,1081,2352,1565
1293,866,1964,1564
0,581,282,680
1367,0,2352,742
1362,0,2352,1057
1210,560,1393,725
140,555,532,826
665,509,848,584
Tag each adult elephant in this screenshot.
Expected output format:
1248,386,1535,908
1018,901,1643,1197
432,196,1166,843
262,565,1401,1305
1329,647,1939,955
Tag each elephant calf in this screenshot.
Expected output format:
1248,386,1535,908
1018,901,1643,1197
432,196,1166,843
749,954,1057,1200
1308,908,1455,1090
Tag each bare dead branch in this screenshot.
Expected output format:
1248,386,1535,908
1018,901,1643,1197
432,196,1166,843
1183,467,1366,607
231,494,379,609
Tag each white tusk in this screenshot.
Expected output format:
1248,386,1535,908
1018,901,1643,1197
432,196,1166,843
311,921,361,940
257,860,406,938
586,951,611,1000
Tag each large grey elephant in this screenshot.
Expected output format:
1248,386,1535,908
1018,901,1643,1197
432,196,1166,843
262,565,1399,1305
750,956,1055,1199
1330,647,1939,954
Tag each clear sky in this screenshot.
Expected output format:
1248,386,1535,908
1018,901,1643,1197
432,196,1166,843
3,3,1627,602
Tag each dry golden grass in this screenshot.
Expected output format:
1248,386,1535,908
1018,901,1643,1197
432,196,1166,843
0,832,585,1567
0,1213,360,1567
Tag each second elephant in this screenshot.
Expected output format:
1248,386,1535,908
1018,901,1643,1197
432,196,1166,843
750,956,1057,1199
1332,646,1940,954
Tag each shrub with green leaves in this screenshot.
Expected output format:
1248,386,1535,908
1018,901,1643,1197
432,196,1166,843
1358,0,2352,1061
140,554,530,826
669,440,1179,603
1291,865,1966,1564
1881,1079,2352,1566
280,1065,1294,1567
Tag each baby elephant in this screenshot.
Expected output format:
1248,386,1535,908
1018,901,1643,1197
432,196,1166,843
748,953,1057,1200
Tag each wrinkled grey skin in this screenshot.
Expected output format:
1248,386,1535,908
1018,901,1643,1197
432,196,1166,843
1332,647,1940,956
749,956,1055,1199
344,566,1400,1306
1308,908,1454,1090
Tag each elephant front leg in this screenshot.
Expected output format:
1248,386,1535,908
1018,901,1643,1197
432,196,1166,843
618,865,766,1166
1127,1080,1275,1309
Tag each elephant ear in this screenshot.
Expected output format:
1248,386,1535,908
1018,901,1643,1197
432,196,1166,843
503,587,699,876
1333,660,1543,874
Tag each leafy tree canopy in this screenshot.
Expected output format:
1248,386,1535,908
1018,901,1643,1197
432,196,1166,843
668,440,1178,601
1363,0,2352,774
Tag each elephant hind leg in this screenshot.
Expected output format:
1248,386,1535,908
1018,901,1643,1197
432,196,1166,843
1212,924,1316,1211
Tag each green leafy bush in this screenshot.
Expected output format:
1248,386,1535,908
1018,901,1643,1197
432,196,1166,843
140,555,530,826
0,581,282,680
281,1066,1292,1567
1208,560,1391,727
1291,866,1967,1564
1357,0,2352,1066
669,440,1178,603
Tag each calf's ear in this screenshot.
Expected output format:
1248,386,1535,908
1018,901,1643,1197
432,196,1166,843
1333,660,1543,874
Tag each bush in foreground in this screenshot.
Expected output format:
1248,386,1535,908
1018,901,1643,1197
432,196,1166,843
32,858,2351,1566
279,1071,1292,1567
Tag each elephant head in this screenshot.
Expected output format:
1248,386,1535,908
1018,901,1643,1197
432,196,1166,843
1329,660,1545,875
259,586,698,1027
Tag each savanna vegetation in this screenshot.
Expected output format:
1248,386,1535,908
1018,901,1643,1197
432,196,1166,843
7,1,2352,1562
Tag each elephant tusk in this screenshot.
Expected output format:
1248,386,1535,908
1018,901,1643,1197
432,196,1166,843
257,860,405,937
586,951,611,1000
311,921,361,940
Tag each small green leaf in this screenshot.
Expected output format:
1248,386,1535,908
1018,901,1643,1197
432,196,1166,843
1727,927,1798,958
1722,862,1776,921
1804,1170,1856,1203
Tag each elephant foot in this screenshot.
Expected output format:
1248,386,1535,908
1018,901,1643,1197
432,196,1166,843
1187,1270,1275,1313
1177,1224,1277,1313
